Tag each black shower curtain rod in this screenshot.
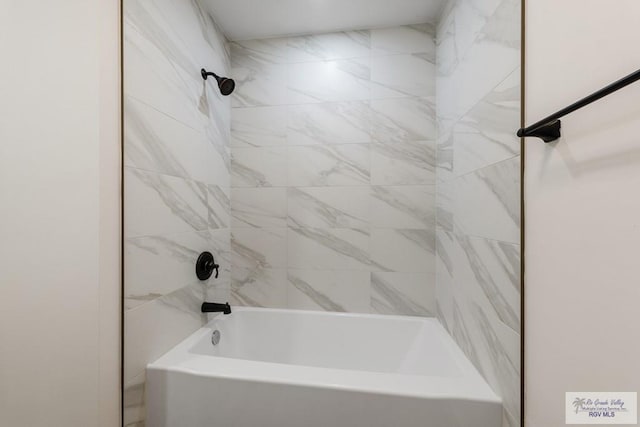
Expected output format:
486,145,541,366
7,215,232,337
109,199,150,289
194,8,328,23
517,68,640,142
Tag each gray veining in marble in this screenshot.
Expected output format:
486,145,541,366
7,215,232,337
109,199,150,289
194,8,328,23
288,101,371,146
288,31,371,62
371,186,435,229
288,272,346,312
287,144,370,187
371,272,433,316
288,187,369,229
435,0,521,425
124,2,232,426
371,140,436,185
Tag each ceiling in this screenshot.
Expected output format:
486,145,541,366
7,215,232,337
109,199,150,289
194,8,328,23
202,0,447,41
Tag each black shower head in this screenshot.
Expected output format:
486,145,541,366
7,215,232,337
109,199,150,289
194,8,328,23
201,68,235,96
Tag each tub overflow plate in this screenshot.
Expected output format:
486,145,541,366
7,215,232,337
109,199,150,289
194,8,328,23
211,330,221,346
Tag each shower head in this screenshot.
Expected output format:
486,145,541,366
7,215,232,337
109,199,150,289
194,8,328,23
201,68,235,96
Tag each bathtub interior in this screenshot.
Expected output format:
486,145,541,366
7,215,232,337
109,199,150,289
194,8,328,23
189,308,461,376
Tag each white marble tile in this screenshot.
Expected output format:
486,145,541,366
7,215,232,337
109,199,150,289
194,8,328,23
371,97,437,142
231,106,288,147
371,140,436,185
125,230,212,310
207,185,230,229
370,229,435,273
231,267,287,308
436,180,454,232
231,227,287,270
231,60,288,107
287,187,370,229
124,281,207,380
124,0,229,133
434,226,521,426
288,228,370,271
371,24,435,56
287,101,371,145
370,186,435,229
123,372,145,427
454,68,520,177
453,156,520,243
371,54,435,99
435,126,454,182
125,96,223,185
436,0,520,124
230,187,287,228
287,269,370,313
229,37,290,65
125,168,208,238
288,58,371,104
287,144,369,187
455,234,520,332
231,146,287,187
288,31,370,62
453,0,504,60
434,229,456,326
371,272,434,316
149,0,229,71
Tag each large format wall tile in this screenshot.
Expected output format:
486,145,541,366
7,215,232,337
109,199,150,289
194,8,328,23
287,144,370,187
231,62,288,108
371,54,435,99
288,227,371,271
454,68,520,177
126,230,218,310
288,58,371,104
371,24,435,55
288,187,370,229
231,267,287,308
370,229,435,273
370,186,435,229
124,281,207,380
371,97,437,142
435,0,521,425
125,167,209,238
231,106,288,147
229,25,439,320
287,101,371,145
288,269,371,313
124,4,231,427
453,156,520,244
231,187,287,228
288,31,371,62
371,140,436,185
371,272,435,316
125,96,222,185
231,146,288,187
231,227,287,270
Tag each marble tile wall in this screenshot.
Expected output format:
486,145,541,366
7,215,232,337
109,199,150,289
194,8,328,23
435,0,521,426
229,25,437,316
123,0,231,425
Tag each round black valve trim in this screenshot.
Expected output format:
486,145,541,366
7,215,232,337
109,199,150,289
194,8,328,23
196,251,219,281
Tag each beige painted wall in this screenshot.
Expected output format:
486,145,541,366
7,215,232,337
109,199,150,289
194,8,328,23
0,1,121,426
525,1,640,425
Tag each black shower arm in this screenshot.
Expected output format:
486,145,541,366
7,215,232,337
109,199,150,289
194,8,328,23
201,69,219,80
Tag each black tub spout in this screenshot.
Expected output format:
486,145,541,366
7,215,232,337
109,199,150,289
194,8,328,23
201,302,232,315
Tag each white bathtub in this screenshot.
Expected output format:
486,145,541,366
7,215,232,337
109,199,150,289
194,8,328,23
146,307,501,427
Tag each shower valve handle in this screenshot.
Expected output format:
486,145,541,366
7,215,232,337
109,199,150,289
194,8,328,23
196,251,220,280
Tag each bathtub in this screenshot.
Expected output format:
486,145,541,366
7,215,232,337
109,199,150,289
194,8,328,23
146,307,502,427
